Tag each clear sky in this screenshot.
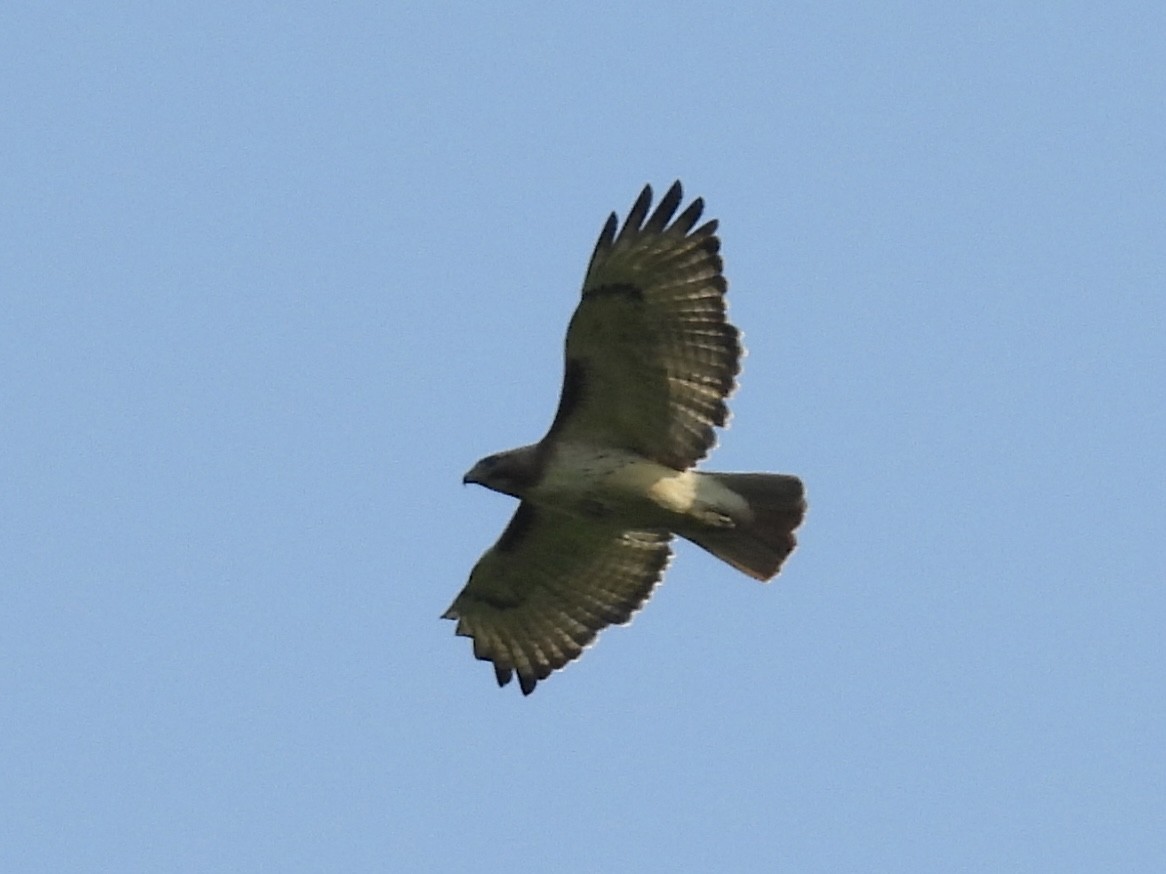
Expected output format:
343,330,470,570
3,3,1163,871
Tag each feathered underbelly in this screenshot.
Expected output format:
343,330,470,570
529,444,747,530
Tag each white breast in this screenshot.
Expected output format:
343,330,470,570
533,444,749,528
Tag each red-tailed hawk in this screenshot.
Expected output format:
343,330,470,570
444,182,806,694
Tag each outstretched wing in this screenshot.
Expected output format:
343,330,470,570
443,504,673,695
545,181,742,471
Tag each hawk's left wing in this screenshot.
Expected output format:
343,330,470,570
443,503,673,695
543,181,742,471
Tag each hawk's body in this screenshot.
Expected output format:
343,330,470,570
444,182,806,694
534,444,750,530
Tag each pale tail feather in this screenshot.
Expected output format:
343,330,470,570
684,472,806,581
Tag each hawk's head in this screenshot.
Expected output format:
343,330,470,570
463,445,540,500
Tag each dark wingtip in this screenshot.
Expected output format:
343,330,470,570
644,180,684,233
671,196,706,235
616,184,654,243
589,211,619,265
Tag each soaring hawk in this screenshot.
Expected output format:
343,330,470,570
444,182,806,694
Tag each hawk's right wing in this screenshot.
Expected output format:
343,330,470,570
443,503,673,695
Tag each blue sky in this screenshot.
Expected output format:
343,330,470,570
3,3,1163,871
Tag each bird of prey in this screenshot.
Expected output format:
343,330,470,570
444,181,806,694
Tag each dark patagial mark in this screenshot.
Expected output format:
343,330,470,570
496,502,537,553
545,357,587,439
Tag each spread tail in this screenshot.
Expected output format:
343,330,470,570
685,472,806,581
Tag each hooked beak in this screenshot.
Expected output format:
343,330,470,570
462,462,484,486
